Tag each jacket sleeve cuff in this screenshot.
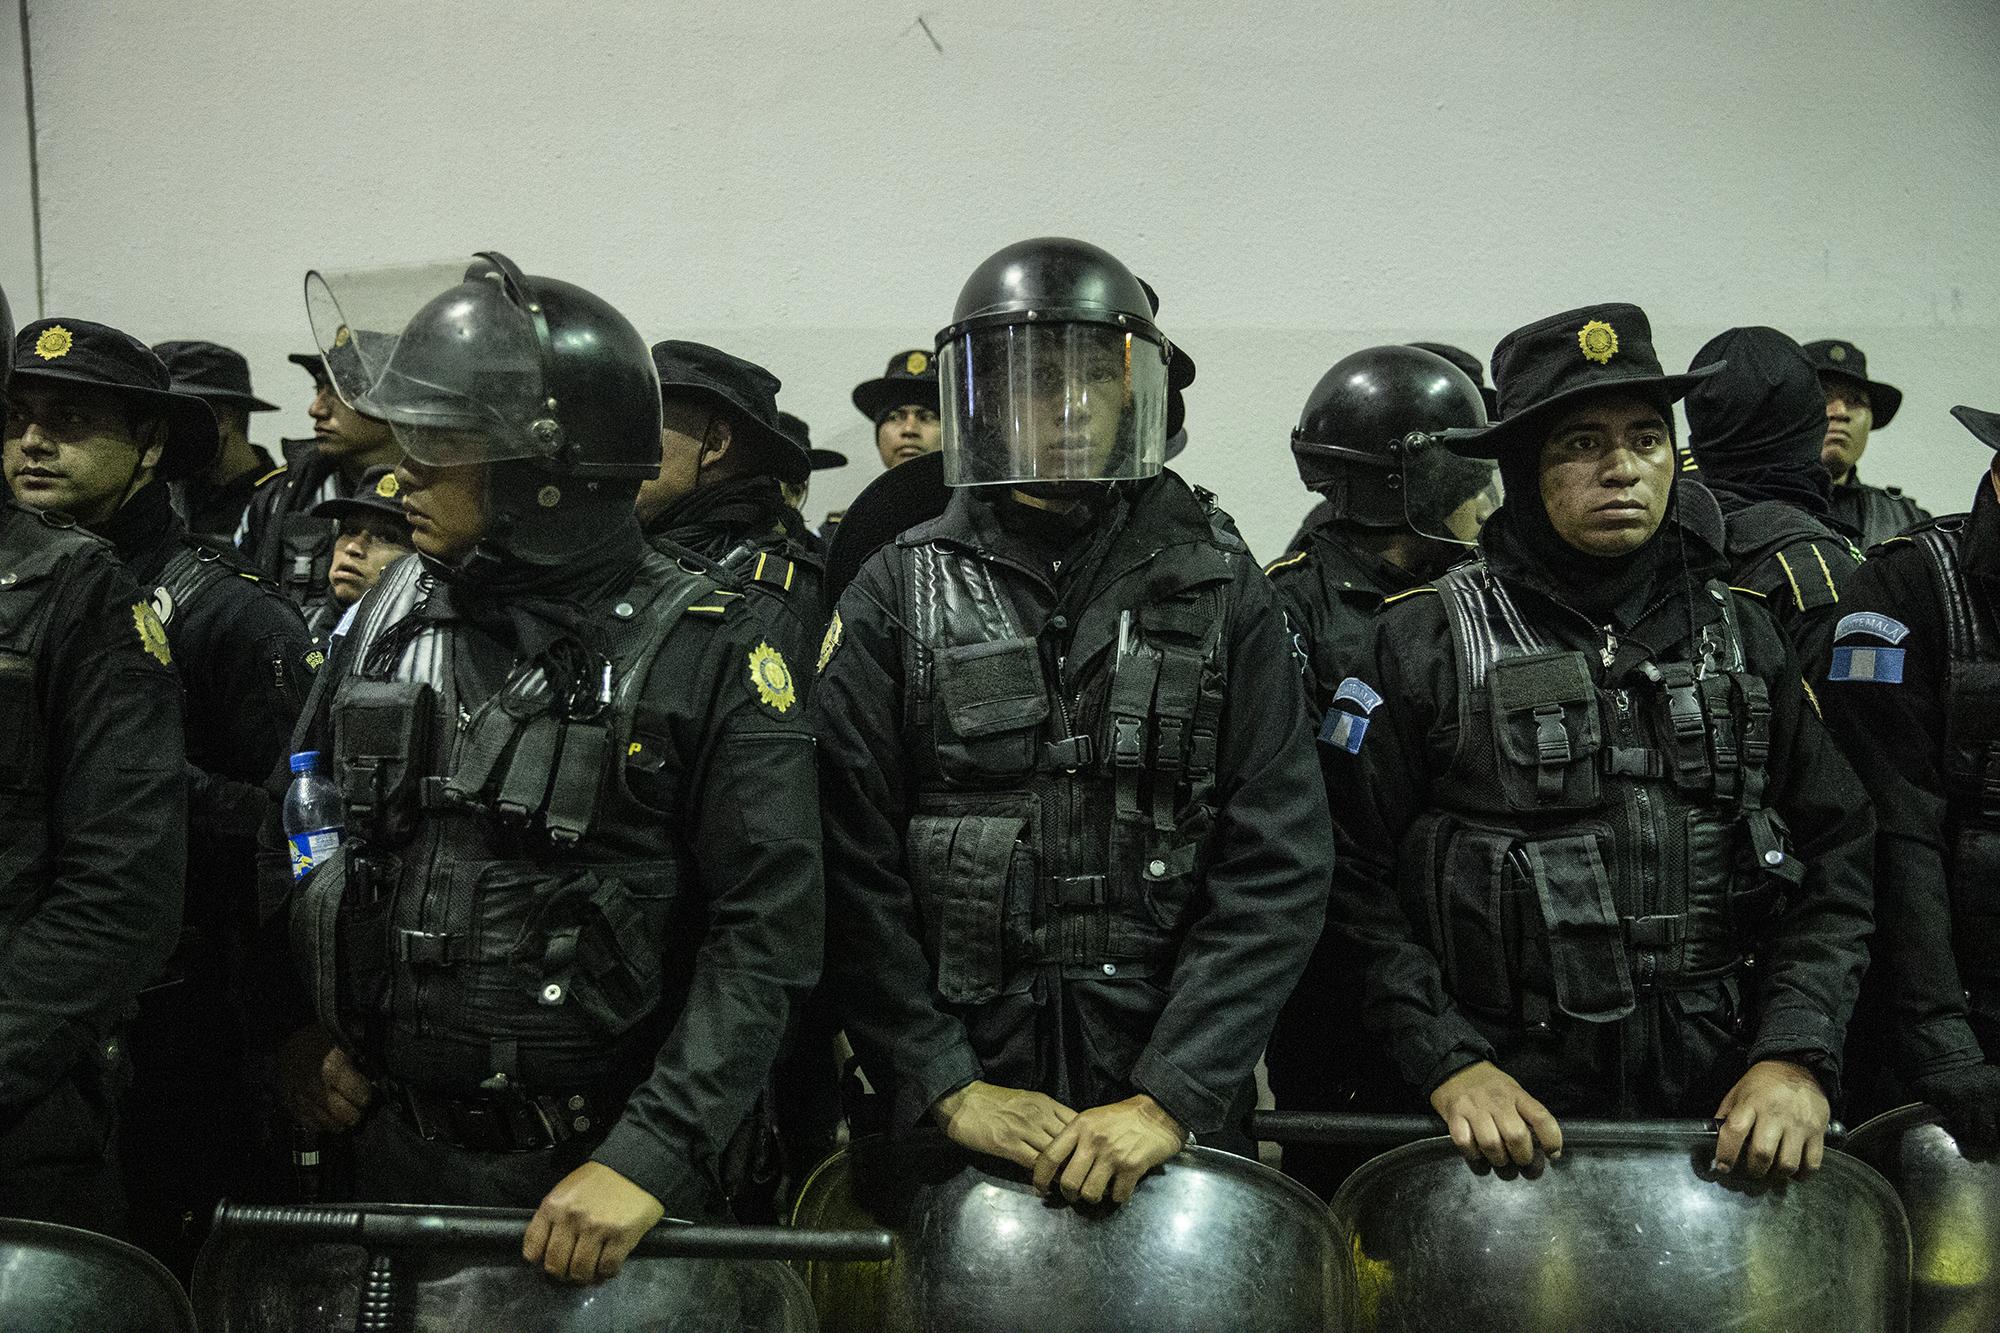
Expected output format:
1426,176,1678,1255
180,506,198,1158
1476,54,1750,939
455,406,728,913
592,1120,707,1218
892,1041,985,1133
1900,1015,1989,1079
1748,1005,1843,1102
1132,1047,1228,1136
1400,1012,1498,1096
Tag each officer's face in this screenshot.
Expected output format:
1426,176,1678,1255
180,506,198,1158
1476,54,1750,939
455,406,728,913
1819,373,1873,482
635,397,726,522
1537,395,1674,557
394,457,486,561
3,383,164,524
307,374,397,462
876,405,941,469
328,515,414,605
1024,341,1127,477
1443,477,1503,544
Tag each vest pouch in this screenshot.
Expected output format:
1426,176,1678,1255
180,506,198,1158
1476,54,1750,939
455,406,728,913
508,867,669,1039
289,843,395,1041
1521,832,1635,1023
0,650,34,791
1489,652,1603,812
906,813,1030,1006
277,510,334,595
1408,817,1530,1017
932,638,1050,781
334,680,437,843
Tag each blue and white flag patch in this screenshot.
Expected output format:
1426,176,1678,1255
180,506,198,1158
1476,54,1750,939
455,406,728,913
1833,612,1911,644
1333,677,1384,714
1829,644,1906,684
1319,708,1371,753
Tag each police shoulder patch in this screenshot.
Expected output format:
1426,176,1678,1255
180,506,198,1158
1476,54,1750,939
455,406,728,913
747,640,797,714
1318,707,1371,754
132,601,172,666
1333,676,1384,714
1833,611,1911,644
1828,643,1906,685
817,610,843,674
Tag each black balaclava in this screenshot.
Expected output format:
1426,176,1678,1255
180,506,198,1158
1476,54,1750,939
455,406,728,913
1683,326,1832,517
1478,391,1679,627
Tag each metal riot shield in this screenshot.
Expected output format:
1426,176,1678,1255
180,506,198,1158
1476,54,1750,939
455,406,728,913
789,1131,1345,1333
0,1217,196,1331
1848,1103,2000,1333
1328,1119,1910,1332
192,1200,891,1331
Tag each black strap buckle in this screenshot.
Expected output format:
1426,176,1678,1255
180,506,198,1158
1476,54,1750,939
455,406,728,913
1111,717,1144,768
395,929,460,966
1533,704,1570,765
1043,735,1095,771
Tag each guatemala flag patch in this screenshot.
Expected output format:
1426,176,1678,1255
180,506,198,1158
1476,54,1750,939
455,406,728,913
1319,709,1371,753
1828,644,1906,684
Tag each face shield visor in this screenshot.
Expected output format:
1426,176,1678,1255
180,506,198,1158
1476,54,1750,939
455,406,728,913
305,256,554,469
1405,438,1503,545
938,321,1168,487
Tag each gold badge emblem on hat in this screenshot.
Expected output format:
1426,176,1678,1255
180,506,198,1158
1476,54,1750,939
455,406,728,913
132,601,172,666
333,325,353,349
1828,344,1848,362
33,325,73,361
748,640,796,713
1577,320,1619,365
375,472,400,499
905,351,929,375
817,610,844,674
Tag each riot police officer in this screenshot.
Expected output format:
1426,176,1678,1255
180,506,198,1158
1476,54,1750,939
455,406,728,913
238,332,401,624
635,341,827,670
1320,303,1874,1179
1817,404,2000,1150
273,254,822,1283
1683,327,1861,659
6,317,315,1269
814,237,1331,1206
0,289,188,1232
1806,338,1931,547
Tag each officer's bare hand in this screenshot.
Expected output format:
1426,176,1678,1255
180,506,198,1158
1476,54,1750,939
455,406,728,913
1430,1061,1564,1168
522,1161,666,1284
932,1080,1077,1169
1031,1094,1185,1206
275,1026,372,1132
1713,1059,1829,1179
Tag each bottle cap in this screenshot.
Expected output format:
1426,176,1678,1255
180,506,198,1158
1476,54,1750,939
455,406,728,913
289,750,322,774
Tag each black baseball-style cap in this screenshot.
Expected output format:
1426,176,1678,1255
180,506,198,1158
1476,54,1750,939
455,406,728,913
12,318,220,480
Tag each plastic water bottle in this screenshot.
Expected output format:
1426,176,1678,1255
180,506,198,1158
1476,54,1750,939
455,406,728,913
283,750,344,881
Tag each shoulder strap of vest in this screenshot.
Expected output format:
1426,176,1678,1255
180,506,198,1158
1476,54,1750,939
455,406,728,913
899,540,1022,735
1913,521,1982,664
155,541,241,616
1436,561,1543,694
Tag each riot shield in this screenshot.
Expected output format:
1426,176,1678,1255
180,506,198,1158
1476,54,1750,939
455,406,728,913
790,1131,1344,1333
0,1217,195,1332
1848,1103,2000,1333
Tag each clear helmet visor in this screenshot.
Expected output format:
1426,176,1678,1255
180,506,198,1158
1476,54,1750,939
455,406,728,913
305,257,554,468
938,322,1168,487
1401,436,1503,545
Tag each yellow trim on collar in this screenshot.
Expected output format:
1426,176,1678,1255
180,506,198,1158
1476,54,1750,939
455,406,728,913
1382,586,1440,606
1263,550,1310,576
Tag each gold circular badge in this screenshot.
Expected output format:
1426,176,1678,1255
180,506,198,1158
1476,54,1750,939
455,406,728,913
132,601,172,666
375,472,400,498
748,641,797,713
1828,344,1848,362
34,326,73,361
817,610,844,674
537,485,562,508
1577,320,1619,365
905,351,929,375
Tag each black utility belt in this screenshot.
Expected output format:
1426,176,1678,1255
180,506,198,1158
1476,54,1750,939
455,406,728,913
380,1078,624,1154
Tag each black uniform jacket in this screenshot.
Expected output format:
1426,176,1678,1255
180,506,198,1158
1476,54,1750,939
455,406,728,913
181,444,277,547
1818,479,1994,1079
1323,500,1874,1111
1266,524,1428,718
1830,469,1930,550
812,472,1332,1136
0,502,185,1117
1717,495,1861,663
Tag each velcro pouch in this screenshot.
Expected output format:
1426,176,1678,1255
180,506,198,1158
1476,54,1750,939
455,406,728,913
906,813,1029,1006
1523,834,1635,1023
1490,652,1603,811
933,639,1049,778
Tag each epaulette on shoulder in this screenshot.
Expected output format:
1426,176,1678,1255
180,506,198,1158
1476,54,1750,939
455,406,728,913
1728,586,1769,599
1263,550,1310,577
684,589,745,617
252,465,288,488
747,550,798,594
1382,585,1440,607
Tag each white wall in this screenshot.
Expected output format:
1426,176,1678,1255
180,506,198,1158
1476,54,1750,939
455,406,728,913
1,2,37,322
10,0,2000,557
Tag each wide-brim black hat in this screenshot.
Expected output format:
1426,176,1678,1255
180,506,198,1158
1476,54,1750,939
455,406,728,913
309,463,414,533
1447,303,1720,459
13,318,219,481
852,348,942,423
1803,339,1902,429
1952,405,2000,452
652,340,809,485
153,339,279,411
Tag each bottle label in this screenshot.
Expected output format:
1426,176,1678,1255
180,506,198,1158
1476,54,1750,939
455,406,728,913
289,828,344,881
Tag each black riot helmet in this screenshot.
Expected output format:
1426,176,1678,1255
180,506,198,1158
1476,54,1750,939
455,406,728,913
935,237,1177,488
305,252,660,567
1290,344,1495,537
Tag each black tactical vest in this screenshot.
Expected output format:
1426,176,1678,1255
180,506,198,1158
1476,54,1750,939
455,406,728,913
294,549,736,1090
1411,561,1803,1030
1910,520,2000,1012
894,514,1237,1007
0,509,104,912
